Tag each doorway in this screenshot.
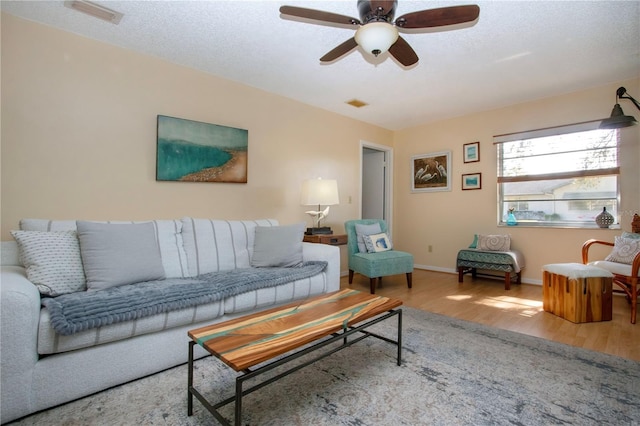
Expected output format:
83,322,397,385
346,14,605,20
360,141,393,231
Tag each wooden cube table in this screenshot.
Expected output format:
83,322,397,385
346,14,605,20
542,263,613,323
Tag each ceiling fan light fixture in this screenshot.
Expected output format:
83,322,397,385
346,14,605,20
354,22,399,57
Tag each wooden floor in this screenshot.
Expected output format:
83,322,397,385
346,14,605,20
341,269,640,362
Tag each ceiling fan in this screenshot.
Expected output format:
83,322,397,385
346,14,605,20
279,0,480,67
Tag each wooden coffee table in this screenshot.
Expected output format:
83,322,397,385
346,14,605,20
187,289,403,425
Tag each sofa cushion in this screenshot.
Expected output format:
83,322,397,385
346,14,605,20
10,230,86,296
37,269,331,354
20,219,189,278
38,300,225,354
251,223,305,267
181,217,278,276
355,222,382,253
77,221,166,291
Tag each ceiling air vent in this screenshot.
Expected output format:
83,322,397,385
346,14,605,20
64,1,124,24
346,99,368,108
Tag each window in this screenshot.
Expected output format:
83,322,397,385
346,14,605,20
495,121,619,228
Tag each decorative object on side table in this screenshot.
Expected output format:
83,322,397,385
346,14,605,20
595,207,614,228
301,178,339,235
463,141,480,163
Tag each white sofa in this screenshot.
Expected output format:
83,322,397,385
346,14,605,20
0,218,340,424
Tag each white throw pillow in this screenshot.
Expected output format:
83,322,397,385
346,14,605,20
363,232,393,253
605,235,640,265
251,223,305,267
76,221,166,291
10,230,86,296
477,234,511,251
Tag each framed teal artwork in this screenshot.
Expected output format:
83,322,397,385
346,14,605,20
462,173,482,190
156,115,248,183
463,141,480,163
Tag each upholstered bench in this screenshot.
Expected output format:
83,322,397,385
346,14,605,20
456,249,525,290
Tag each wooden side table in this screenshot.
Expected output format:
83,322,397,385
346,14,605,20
542,263,613,323
303,234,347,246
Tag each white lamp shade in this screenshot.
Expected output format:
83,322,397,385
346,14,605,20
301,179,339,206
355,22,399,56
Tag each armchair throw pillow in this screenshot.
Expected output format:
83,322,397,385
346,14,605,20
605,235,640,265
355,223,382,253
363,232,393,253
622,231,640,240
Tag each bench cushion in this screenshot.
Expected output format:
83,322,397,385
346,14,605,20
456,249,524,273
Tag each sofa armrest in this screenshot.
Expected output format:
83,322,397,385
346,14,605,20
1,266,41,423
302,242,340,292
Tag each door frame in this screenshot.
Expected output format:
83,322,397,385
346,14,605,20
359,140,393,235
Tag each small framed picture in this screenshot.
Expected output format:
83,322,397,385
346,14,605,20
462,173,481,190
463,141,480,163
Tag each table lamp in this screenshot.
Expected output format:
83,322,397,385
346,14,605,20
301,178,339,235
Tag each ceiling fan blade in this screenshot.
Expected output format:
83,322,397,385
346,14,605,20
395,5,480,29
320,38,359,62
388,36,419,66
280,6,361,27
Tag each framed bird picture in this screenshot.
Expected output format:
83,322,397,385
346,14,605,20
411,151,452,193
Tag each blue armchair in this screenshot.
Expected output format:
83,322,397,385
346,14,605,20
345,219,414,294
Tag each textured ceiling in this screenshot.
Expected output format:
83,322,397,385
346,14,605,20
2,1,639,130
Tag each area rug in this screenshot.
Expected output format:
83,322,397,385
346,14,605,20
9,307,640,425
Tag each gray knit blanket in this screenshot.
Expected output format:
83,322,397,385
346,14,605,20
42,261,327,336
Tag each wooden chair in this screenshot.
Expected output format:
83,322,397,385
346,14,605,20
582,239,640,324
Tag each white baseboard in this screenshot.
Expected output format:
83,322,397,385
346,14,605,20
341,266,542,286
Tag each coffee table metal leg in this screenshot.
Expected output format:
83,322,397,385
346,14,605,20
188,341,194,416
397,309,403,366
235,377,243,425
